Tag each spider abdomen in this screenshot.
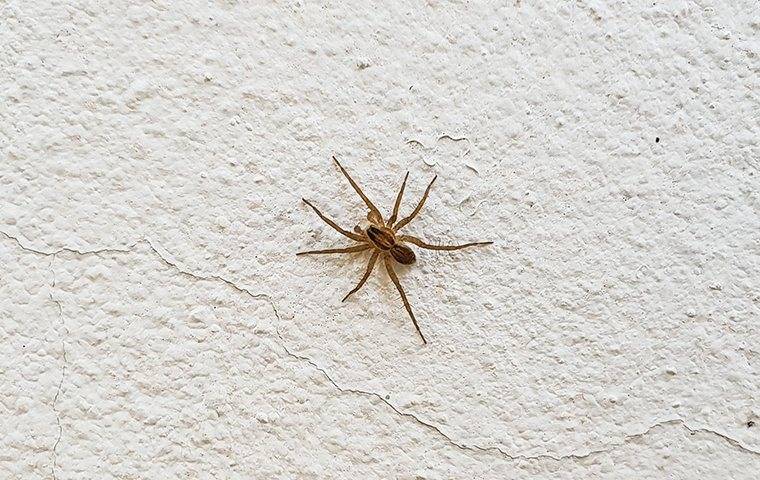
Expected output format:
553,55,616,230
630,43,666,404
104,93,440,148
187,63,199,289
391,244,416,265
366,225,396,250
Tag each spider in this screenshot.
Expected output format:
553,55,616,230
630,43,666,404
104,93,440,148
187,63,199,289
297,156,492,344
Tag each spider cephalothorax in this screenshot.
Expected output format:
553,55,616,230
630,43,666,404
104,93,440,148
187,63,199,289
298,156,492,344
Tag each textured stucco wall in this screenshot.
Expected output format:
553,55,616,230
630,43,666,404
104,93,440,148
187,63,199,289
1,1,758,479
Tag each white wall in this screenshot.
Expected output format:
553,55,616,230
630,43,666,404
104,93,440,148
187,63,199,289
1,1,758,478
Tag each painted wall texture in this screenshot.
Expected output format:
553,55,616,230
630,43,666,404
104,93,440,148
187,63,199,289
1,1,758,479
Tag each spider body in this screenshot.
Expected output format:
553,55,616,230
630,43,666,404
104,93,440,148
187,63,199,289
298,156,492,344
366,225,416,264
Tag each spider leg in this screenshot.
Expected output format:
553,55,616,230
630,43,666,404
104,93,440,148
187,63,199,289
397,234,493,251
386,171,409,226
342,250,380,301
332,156,384,224
384,255,427,344
303,198,366,242
393,175,437,232
296,244,371,256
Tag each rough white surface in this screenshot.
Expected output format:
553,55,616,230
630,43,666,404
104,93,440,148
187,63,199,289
1,1,759,478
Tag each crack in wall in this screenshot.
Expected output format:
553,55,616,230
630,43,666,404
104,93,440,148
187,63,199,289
679,423,760,457
0,230,137,257
2,230,758,468
273,329,760,461
0,230,282,322
48,255,67,480
141,238,282,323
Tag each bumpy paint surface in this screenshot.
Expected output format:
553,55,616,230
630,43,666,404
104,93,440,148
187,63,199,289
1,1,758,478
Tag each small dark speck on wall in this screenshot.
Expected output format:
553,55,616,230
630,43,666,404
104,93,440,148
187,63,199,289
748,421,756,428
655,137,660,143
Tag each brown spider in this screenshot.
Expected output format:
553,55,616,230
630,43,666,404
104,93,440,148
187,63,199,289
297,156,492,344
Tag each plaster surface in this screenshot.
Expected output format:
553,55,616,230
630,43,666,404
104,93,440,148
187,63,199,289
1,1,758,479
